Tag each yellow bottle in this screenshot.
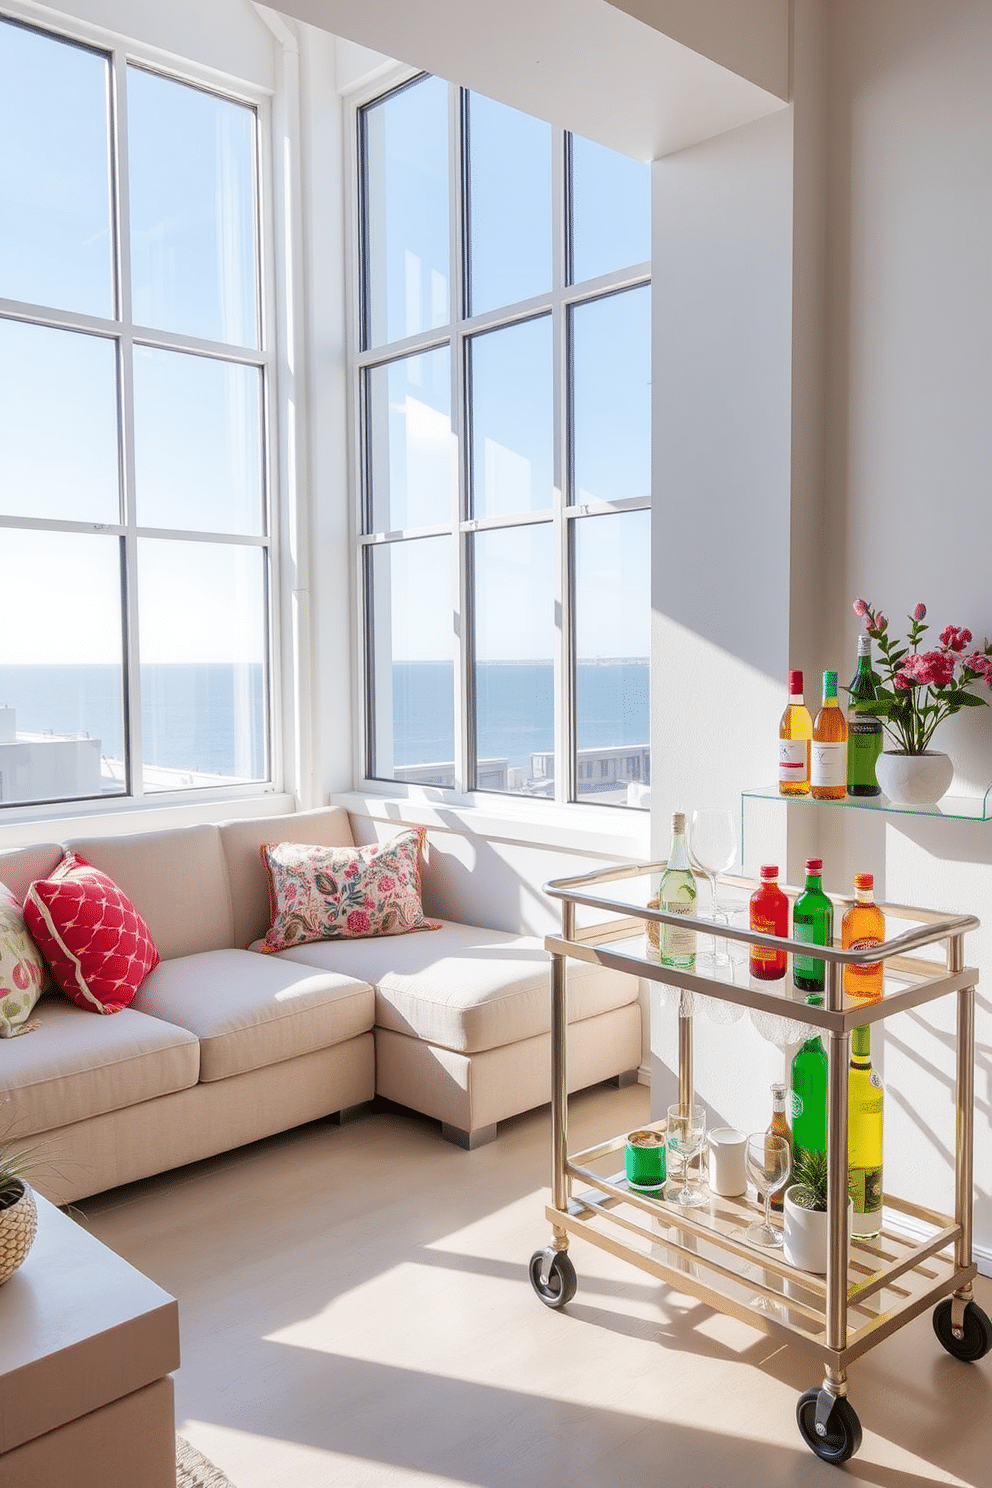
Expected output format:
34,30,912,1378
779,670,813,796
811,669,848,801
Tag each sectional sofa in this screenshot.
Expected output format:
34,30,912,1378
0,807,641,1205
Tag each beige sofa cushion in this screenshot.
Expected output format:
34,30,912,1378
219,807,356,950
0,998,199,1135
132,948,375,1082
0,843,64,903
270,920,637,1055
66,825,235,960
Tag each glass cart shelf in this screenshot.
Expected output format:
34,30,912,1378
742,783,992,821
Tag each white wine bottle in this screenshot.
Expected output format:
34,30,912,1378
848,1024,883,1238
660,812,697,970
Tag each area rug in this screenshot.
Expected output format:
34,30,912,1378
176,1433,237,1488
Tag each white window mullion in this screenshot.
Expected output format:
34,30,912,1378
112,47,145,801
451,82,470,796
551,126,571,807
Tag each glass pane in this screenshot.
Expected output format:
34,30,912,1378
134,347,263,534
137,540,268,788
467,93,551,315
0,530,125,804
0,318,119,523
361,75,449,349
570,134,650,283
573,511,650,807
367,537,453,784
572,286,651,503
469,316,553,518
0,20,113,317
367,348,453,531
128,67,258,347
472,526,553,795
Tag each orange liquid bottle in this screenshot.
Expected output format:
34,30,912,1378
811,669,848,801
842,872,885,998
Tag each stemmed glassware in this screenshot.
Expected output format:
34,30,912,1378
688,809,738,967
743,1132,791,1246
666,1103,707,1208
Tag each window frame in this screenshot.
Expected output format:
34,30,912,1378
0,6,282,819
349,69,651,813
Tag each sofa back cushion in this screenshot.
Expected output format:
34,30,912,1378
65,824,235,960
0,844,64,904
219,807,356,949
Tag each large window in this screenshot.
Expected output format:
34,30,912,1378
356,77,651,806
0,15,271,808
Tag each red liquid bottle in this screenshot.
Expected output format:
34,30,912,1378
749,864,788,980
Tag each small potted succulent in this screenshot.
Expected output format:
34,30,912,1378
783,1148,852,1274
0,1145,40,1285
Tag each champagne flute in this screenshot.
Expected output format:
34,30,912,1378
743,1132,790,1246
666,1103,708,1208
689,809,738,966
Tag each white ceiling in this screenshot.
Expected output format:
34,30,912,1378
270,0,790,160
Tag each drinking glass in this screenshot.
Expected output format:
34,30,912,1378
689,808,738,967
743,1132,791,1246
666,1103,707,1208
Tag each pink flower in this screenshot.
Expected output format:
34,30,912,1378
345,863,359,880
875,614,887,632
376,874,396,894
893,671,913,690
853,599,870,617
912,603,927,621
900,650,956,687
964,652,992,676
346,909,371,935
940,625,972,652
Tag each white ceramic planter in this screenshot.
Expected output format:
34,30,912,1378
783,1184,853,1274
874,750,953,806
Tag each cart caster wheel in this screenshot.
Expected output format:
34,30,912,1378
796,1389,863,1465
933,1298,992,1361
529,1249,577,1309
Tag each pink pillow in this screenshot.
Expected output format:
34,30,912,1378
24,853,160,1014
259,828,441,953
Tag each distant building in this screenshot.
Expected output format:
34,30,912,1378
530,744,651,800
0,705,102,805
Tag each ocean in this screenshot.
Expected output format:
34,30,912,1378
0,659,648,782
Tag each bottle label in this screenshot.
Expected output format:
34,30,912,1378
849,716,882,738
778,739,808,782
750,907,784,969
790,1091,803,1121
792,919,826,982
661,903,696,960
811,740,846,787
848,936,882,976
849,1166,883,1215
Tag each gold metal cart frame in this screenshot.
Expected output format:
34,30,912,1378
530,860,990,1465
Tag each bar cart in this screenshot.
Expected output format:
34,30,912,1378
529,862,991,1465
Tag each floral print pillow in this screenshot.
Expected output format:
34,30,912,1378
1,881,50,1037
259,829,442,952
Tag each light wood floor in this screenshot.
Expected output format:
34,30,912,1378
77,1083,991,1488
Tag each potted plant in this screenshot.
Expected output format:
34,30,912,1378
783,1148,853,1274
852,599,992,804
0,1145,40,1286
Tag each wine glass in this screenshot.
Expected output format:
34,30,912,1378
666,1103,708,1208
743,1132,791,1247
689,809,738,966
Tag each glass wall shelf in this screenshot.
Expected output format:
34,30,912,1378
742,784,992,823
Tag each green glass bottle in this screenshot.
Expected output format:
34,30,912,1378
659,811,697,970
847,634,883,797
792,857,833,992
791,1001,828,1170
848,1024,884,1238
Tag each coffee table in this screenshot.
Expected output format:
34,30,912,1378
0,1191,180,1488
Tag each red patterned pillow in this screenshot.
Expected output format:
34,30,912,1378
259,828,441,953
24,853,160,1014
